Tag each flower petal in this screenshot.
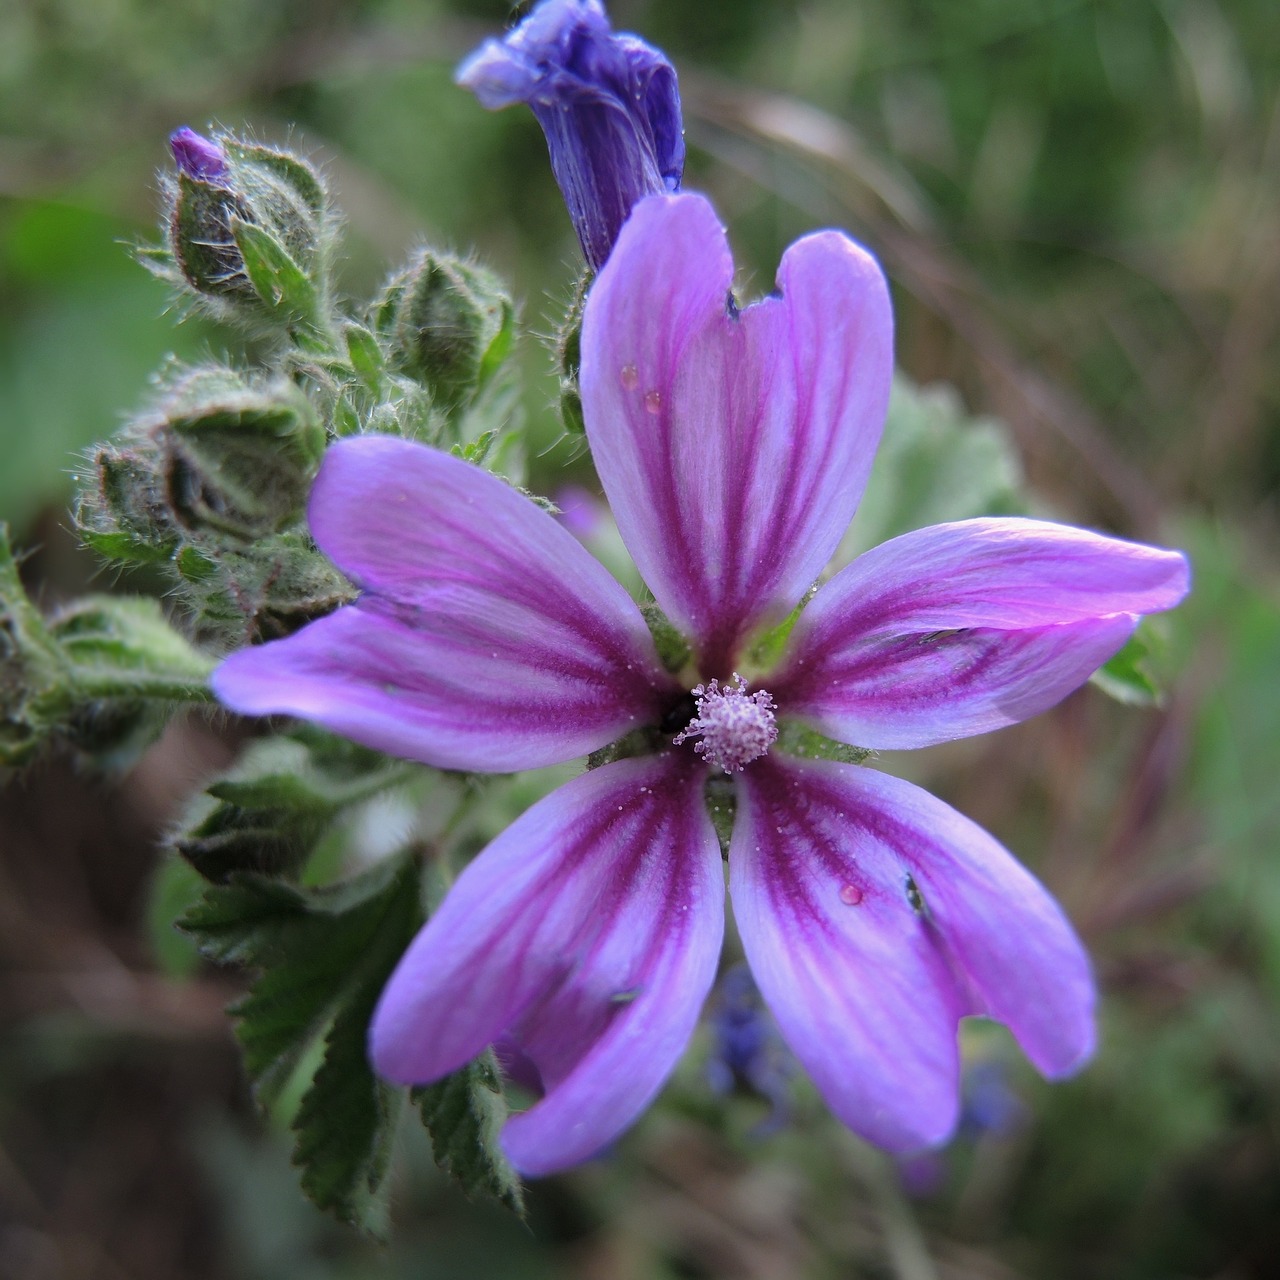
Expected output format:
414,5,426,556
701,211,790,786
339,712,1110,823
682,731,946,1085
772,517,1190,748
731,757,967,1150
369,754,724,1176
213,436,674,772
835,765,1096,1078
732,756,1095,1150
582,193,893,675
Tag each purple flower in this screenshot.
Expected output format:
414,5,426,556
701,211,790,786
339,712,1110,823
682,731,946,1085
456,0,683,271
212,193,1189,1176
169,127,228,181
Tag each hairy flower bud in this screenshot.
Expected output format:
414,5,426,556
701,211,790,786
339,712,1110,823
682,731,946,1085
457,0,684,271
554,272,589,433
374,249,514,409
2,527,211,769
77,365,324,565
161,130,331,332
159,367,326,539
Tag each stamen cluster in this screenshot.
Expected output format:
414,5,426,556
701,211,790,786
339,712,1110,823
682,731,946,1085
674,674,777,773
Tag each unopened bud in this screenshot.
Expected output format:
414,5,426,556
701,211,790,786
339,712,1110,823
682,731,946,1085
555,272,589,433
77,365,324,557
159,367,325,540
375,249,514,409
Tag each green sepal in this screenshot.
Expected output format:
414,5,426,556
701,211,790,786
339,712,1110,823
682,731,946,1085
175,545,218,583
178,855,424,1236
232,215,322,334
2,525,65,766
222,139,327,217
48,595,214,701
343,323,385,394
774,721,872,765
162,135,332,338
162,367,325,540
452,429,498,466
587,725,660,770
170,170,253,300
745,589,815,673
80,528,173,565
414,1051,524,1216
642,603,691,674
77,444,180,565
704,774,736,858
78,365,324,561
178,529,355,643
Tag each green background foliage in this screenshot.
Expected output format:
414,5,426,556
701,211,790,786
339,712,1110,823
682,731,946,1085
2,1,1278,1276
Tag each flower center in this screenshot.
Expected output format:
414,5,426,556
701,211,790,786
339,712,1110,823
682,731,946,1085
673,674,777,773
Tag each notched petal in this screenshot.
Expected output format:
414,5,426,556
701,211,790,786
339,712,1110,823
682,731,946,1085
369,754,724,1176
582,192,893,675
731,756,1094,1153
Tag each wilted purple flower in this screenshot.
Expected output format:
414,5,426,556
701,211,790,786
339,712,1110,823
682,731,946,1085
169,126,228,181
213,193,1189,1176
457,0,683,271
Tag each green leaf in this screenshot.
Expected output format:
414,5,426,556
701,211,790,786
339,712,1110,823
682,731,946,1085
147,855,206,979
174,735,414,882
1091,620,1167,707
290,876,421,1237
837,376,1026,565
179,856,424,1236
414,1051,524,1215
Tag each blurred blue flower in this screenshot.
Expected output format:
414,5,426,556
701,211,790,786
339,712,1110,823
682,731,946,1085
457,0,684,271
706,964,794,1136
897,1055,1029,1197
958,1059,1028,1139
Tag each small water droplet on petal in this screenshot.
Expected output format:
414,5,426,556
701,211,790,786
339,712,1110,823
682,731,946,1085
620,363,638,390
839,883,864,906
644,389,662,415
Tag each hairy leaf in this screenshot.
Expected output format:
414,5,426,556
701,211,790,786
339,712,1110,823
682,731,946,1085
415,1051,524,1216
